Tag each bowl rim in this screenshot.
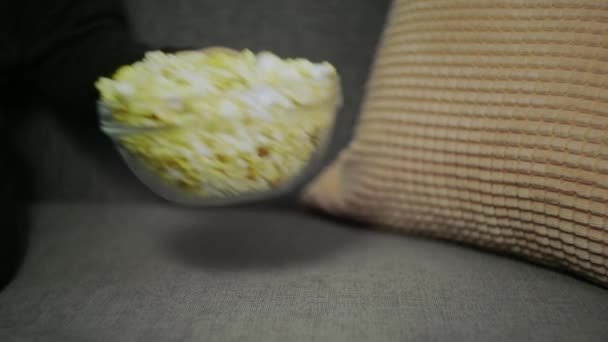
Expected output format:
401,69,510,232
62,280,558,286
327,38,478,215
98,80,343,137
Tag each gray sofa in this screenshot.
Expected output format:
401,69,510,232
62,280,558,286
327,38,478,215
1,1,607,341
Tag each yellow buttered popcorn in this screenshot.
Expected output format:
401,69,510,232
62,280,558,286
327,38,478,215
96,48,341,201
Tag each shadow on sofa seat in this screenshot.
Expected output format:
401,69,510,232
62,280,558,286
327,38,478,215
166,210,359,271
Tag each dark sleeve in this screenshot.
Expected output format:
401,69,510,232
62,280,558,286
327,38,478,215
21,0,149,114
0,1,24,105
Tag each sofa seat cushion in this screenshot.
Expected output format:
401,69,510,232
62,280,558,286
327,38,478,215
1,204,607,341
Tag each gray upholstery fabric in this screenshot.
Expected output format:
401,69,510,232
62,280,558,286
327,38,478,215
1,205,607,342
13,110,159,202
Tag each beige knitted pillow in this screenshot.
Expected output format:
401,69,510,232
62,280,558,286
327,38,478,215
304,0,608,286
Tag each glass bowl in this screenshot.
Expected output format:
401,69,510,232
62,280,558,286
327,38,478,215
98,83,342,206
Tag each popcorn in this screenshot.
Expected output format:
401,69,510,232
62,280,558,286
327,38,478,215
96,48,341,199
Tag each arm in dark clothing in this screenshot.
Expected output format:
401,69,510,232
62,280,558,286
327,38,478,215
20,0,149,114
0,0,163,290
3,0,185,113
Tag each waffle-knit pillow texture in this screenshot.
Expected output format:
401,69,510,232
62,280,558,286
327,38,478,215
304,0,608,286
